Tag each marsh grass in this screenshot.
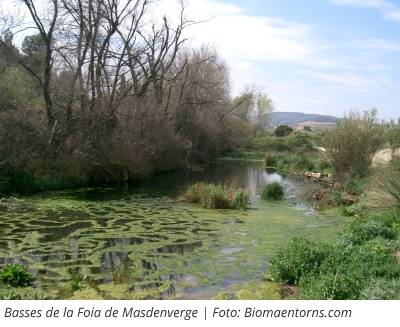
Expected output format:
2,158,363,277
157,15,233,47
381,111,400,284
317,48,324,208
182,182,249,210
0,264,35,288
261,182,284,200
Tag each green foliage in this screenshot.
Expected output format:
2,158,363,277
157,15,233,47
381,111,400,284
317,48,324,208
0,166,86,195
340,204,367,218
261,182,284,200
71,273,85,292
0,264,35,287
182,182,249,210
325,109,386,179
21,34,46,74
0,286,47,300
360,279,400,300
270,211,400,299
269,238,329,285
274,125,293,137
341,218,396,246
235,189,249,210
252,132,317,153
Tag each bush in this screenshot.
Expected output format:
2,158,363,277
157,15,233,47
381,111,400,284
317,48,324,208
182,183,249,210
340,204,367,218
341,219,396,246
303,244,400,299
261,182,284,200
0,264,35,287
274,125,293,137
324,109,386,179
270,211,400,299
269,238,329,285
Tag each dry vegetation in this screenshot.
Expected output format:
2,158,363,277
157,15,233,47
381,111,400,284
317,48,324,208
0,0,259,193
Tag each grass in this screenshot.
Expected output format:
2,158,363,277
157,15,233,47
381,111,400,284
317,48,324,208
222,131,332,175
182,182,249,210
269,210,400,299
261,182,284,200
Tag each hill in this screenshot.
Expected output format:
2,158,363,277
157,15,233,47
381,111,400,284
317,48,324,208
270,112,338,127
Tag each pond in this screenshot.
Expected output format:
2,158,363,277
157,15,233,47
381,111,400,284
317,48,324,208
0,160,351,299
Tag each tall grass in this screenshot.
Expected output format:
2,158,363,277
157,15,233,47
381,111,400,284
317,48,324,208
325,109,386,179
261,182,284,200
182,182,249,210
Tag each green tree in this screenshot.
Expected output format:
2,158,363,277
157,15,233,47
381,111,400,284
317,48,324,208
21,34,46,75
275,125,293,137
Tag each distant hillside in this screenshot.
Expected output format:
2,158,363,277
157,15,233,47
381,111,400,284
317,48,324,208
270,112,338,127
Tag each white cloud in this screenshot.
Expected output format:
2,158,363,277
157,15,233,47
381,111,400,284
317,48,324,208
329,0,391,9
158,0,316,64
329,0,400,22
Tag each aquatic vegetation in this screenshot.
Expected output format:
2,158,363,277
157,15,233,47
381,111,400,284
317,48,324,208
261,182,284,200
0,162,352,299
234,189,249,211
0,286,48,300
182,183,249,210
71,272,85,292
0,264,35,287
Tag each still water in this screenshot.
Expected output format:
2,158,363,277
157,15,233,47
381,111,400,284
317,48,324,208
0,161,350,299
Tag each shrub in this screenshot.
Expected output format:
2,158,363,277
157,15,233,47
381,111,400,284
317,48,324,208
261,182,284,200
182,183,249,210
274,125,293,137
300,266,365,300
340,204,367,218
300,242,400,299
0,264,35,287
269,238,329,285
341,219,396,246
324,109,386,179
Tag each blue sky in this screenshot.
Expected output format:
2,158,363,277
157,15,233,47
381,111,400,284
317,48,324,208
181,0,400,119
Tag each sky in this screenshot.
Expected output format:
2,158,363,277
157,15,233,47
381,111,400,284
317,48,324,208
1,0,399,119
174,0,400,119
